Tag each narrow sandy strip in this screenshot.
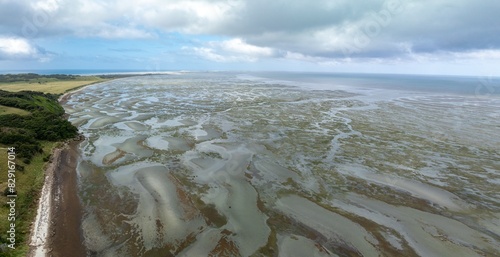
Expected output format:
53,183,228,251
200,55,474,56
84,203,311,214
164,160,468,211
27,140,86,257
27,138,87,257
28,148,60,257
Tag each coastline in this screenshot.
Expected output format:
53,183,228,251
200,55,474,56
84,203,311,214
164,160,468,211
28,81,107,257
27,139,85,257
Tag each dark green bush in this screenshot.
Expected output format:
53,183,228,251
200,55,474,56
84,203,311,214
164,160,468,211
0,89,78,162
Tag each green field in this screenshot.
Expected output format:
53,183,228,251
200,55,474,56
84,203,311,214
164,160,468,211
0,142,58,256
0,76,107,94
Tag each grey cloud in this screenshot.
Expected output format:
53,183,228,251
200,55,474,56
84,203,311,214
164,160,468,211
378,1,500,52
204,0,500,59
0,0,69,38
1,0,499,61
0,1,32,36
214,0,365,35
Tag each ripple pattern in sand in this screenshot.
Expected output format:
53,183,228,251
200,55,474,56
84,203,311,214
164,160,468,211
64,74,500,256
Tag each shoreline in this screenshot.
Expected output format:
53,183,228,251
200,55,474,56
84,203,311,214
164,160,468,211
48,139,86,257
57,79,104,102
28,81,108,257
27,139,85,257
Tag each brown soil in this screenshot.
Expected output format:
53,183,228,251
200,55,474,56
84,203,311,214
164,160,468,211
209,233,241,257
46,139,87,257
58,93,72,105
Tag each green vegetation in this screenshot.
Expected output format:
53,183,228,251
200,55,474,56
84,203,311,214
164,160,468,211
0,73,80,83
0,90,78,162
0,73,131,84
0,106,30,116
0,73,148,95
0,75,84,256
0,142,58,256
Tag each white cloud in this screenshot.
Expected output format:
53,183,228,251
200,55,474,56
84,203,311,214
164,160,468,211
453,49,500,60
220,38,274,57
192,38,275,62
0,36,52,61
0,37,38,56
76,25,155,39
113,0,241,34
191,47,229,62
30,0,62,13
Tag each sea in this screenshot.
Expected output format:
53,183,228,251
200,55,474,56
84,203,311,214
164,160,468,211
3,69,499,96
52,71,500,256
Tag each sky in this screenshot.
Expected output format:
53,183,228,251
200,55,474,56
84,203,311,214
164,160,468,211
0,0,499,76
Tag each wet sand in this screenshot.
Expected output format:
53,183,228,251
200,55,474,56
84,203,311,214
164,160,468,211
56,74,500,256
28,139,86,257
46,139,86,257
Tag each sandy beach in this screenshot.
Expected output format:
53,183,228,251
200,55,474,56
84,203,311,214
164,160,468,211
28,138,86,257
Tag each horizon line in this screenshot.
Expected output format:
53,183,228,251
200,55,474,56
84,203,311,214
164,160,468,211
0,69,498,79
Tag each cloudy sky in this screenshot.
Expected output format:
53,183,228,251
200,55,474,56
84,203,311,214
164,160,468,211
0,0,499,75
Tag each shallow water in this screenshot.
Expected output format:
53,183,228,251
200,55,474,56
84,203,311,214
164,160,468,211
64,73,500,256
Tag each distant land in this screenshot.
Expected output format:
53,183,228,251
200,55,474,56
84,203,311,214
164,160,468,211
0,70,191,75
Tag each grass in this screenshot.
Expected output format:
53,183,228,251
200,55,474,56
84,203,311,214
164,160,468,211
0,76,107,94
0,142,58,256
0,106,30,116
32,95,62,113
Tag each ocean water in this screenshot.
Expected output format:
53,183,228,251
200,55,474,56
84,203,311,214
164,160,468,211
63,72,499,256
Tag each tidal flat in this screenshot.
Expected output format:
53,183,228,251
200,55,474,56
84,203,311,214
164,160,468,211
63,73,499,256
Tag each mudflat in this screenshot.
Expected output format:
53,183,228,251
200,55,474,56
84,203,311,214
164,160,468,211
64,74,500,256
46,139,86,257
